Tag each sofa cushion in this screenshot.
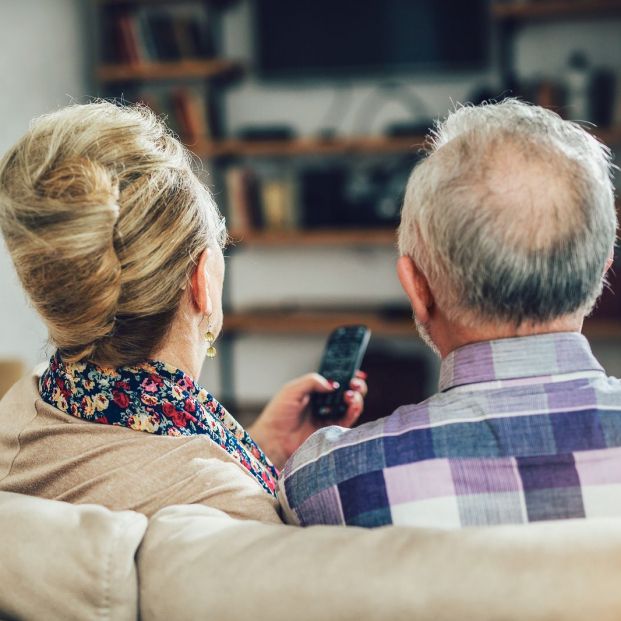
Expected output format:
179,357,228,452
0,491,147,621
139,504,621,621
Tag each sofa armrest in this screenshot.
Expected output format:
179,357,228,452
0,491,147,621
139,504,621,621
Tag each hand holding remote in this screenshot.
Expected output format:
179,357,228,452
311,325,371,419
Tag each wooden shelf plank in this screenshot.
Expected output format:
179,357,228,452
223,311,621,340
194,125,620,159
493,0,621,20
97,59,240,82
98,0,207,5
223,311,416,337
594,126,621,146
227,228,396,247
583,319,621,339
195,135,426,158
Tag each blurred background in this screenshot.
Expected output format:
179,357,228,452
0,0,620,423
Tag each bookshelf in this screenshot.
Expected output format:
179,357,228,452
228,228,396,248
94,0,241,143
98,0,219,5
495,0,621,96
224,310,414,338
196,135,427,159
492,0,621,20
97,58,240,82
93,1,621,408
198,125,621,159
222,311,621,340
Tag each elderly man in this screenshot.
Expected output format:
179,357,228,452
279,99,621,528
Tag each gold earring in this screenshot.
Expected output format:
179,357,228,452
204,323,217,359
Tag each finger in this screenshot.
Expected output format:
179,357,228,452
349,377,368,397
287,372,338,396
341,390,364,427
354,370,368,380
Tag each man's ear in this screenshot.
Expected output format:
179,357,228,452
189,248,213,316
396,255,434,323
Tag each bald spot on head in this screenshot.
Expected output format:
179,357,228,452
437,131,586,253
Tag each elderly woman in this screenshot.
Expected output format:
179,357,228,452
0,102,366,522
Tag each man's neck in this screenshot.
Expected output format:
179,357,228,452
428,312,584,359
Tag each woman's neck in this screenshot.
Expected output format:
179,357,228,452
153,326,206,380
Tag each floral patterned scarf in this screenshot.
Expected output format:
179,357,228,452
39,351,278,496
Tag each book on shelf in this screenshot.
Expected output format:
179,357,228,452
103,8,214,64
225,167,263,233
117,14,141,64
260,177,299,231
171,88,209,142
226,167,303,234
135,89,210,143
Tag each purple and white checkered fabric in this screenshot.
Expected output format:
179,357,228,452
279,332,621,528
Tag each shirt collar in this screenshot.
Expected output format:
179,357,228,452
438,332,605,393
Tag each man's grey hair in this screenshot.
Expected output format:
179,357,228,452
398,99,617,326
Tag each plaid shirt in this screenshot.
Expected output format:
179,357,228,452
278,332,621,528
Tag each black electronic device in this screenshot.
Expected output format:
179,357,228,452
311,325,371,418
254,0,490,79
236,125,296,141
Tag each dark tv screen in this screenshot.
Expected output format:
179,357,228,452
255,0,490,78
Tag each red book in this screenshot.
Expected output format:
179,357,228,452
117,15,141,64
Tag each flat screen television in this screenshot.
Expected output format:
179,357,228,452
254,0,490,79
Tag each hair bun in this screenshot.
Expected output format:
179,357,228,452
36,157,120,237
1,101,222,366
2,154,122,357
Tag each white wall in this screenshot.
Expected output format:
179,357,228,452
0,0,90,368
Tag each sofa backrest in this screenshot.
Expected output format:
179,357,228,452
140,504,621,621
3,490,621,621
0,491,146,621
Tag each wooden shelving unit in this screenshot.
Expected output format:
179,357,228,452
223,311,621,340
194,125,621,160
98,0,211,5
196,134,427,159
583,319,621,339
97,58,240,82
493,0,621,20
224,311,415,338
227,228,396,248
93,0,621,405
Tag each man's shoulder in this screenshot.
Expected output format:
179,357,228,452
285,400,432,474
278,400,431,524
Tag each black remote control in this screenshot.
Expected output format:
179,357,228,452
311,325,371,418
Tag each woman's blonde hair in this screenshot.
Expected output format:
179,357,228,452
0,101,225,366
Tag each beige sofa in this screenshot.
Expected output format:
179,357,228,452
2,491,621,620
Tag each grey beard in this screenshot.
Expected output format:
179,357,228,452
414,314,440,357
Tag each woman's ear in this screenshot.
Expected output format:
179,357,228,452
396,255,434,323
189,248,213,316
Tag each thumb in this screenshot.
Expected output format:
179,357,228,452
287,373,336,397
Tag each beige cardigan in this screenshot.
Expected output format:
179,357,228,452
0,369,281,522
